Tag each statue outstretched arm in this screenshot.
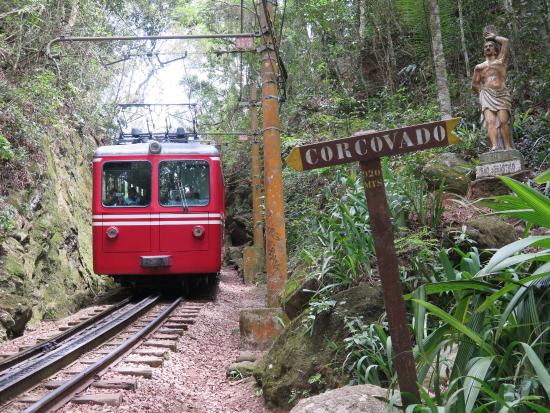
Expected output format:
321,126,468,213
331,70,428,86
495,35,509,63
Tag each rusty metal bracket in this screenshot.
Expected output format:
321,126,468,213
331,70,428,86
256,44,275,53
238,101,261,108
262,126,281,133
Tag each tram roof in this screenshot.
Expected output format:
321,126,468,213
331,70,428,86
94,142,219,157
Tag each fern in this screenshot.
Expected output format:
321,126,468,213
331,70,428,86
395,0,458,63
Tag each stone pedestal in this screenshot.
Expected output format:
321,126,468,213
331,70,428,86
468,169,532,199
475,149,524,179
239,308,285,350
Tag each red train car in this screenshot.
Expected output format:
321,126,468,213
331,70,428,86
92,131,224,282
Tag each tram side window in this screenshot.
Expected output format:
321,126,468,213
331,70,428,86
102,161,152,207
159,160,210,207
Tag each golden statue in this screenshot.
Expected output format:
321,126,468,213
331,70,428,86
472,26,512,150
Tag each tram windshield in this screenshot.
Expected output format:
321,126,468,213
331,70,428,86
159,160,210,207
102,161,152,207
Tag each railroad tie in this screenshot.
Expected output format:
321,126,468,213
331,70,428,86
72,392,123,406
0,352,17,358
114,366,153,378
124,355,164,367
18,393,50,403
152,333,179,340
144,340,177,351
43,379,136,391
166,319,194,325
133,348,169,358
157,328,185,335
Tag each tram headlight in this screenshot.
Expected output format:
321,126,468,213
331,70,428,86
106,226,119,239
192,225,205,238
149,140,162,154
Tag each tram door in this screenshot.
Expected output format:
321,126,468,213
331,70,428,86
158,159,210,252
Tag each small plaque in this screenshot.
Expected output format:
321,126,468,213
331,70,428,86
236,37,254,50
476,159,522,178
239,134,249,141
140,256,171,268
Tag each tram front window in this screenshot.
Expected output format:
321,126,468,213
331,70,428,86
102,161,152,207
159,160,210,207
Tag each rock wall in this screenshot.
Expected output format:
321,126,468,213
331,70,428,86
0,128,103,341
254,283,385,409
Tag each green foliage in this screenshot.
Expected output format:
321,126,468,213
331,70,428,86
0,205,16,237
480,173,550,229
0,134,14,161
343,317,393,386
302,298,337,336
395,0,458,62
341,171,550,411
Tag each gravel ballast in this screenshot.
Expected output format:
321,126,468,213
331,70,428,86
1,268,275,412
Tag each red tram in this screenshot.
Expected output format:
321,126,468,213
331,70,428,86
92,128,224,282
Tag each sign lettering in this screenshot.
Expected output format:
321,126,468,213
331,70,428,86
287,118,459,171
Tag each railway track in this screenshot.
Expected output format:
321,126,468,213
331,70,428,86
0,296,203,412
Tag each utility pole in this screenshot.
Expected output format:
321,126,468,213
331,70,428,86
259,0,287,307
243,80,265,284
250,81,264,253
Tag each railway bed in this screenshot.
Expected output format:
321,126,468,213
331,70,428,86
0,297,203,412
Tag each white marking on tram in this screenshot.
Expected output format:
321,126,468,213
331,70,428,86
94,214,154,219
92,222,151,226
92,220,222,227
94,213,218,220
159,214,210,218
158,220,216,225
210,157,221,161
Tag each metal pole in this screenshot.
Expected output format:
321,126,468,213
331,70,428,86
250,80,264,252
46,33,259,58
259,1,288,307
360,158,420,407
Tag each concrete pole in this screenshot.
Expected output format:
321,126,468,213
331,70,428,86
250,81,264,252
259,1,288,307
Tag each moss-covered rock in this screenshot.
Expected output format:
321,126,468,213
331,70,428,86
281,260,320,320
0,128,104,339
464,215,516,249
422,153,473,195
254,283,385,409
282,276,319,320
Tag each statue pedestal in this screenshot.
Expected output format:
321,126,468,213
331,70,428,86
475,150,524,179
469,150,531,199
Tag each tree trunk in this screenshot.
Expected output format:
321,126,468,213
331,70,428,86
384,0,396,91
358,0,366,41
457,0,469,77
428,0,452,119
62,0,79,36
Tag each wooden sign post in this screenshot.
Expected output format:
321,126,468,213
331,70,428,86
287,118,460,406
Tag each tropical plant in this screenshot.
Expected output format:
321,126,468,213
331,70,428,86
345,172,550,412
407,172,550,412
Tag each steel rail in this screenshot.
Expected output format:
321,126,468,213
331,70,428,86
23,298,183,413
0,298,131,374
0,296,160,403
